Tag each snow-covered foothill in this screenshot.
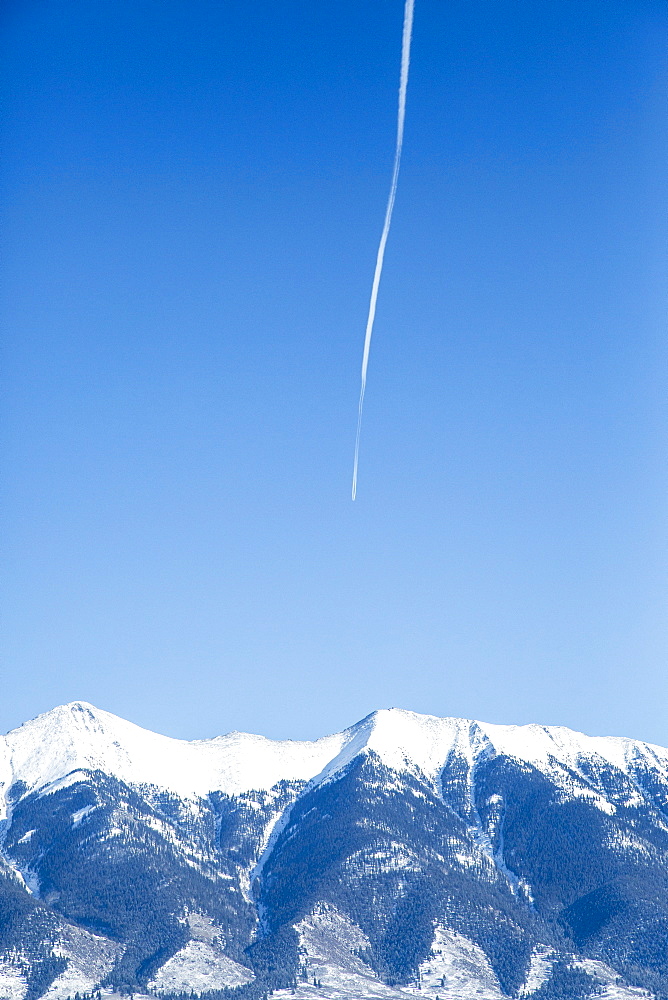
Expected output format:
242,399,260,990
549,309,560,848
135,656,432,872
518,946,554,996
44,924,123,999
574,959,655,999
146,911,254,994
295,904,384,992
0,954,28,1000
410,924,505,998
147,939,254,994
276,904,403,1000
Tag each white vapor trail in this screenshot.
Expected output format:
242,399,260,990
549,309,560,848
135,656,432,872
352,0,415,501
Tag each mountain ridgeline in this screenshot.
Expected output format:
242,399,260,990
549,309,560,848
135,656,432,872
0,703,667,1000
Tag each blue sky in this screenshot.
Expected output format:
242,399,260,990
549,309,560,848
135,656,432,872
2,0,667,744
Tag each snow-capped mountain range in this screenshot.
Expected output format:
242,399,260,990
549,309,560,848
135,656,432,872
6,701,668,807
1,703,667,1000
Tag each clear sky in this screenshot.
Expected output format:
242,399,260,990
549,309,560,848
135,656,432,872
2,0,667,745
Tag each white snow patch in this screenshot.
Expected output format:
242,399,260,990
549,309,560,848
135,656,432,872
71,805,95,826
98,992,152,1000
518,946,554,996
4,866,34,895
148,940,254,994
408,924,504,998
44,923,123,999
0,738,13,824
607,830,652,858
559,782,616,814
574,959,655,999
22,868,40,895
291,904,399,999
0,955,28,1000
248,796,301,908
186,911,221,943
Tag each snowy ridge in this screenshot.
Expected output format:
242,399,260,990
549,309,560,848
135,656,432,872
0,702,347,802
2,702,668,808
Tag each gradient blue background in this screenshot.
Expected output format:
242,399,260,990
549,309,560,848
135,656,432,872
2,0,667,743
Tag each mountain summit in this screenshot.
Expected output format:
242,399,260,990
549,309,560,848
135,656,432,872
1,704,667,999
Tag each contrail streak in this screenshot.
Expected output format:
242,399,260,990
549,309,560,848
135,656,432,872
352,0,415,501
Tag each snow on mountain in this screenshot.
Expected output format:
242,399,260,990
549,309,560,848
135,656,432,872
572,961,654,1000
147,941,254,995
518,948,554,997
339,708,668,790
147,912,254,995
294,904,384,995
0,701,346,805
3,702,668,813
272,909,510,1000
413,925,505,999
44,925,123,999
0,955,28,1000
